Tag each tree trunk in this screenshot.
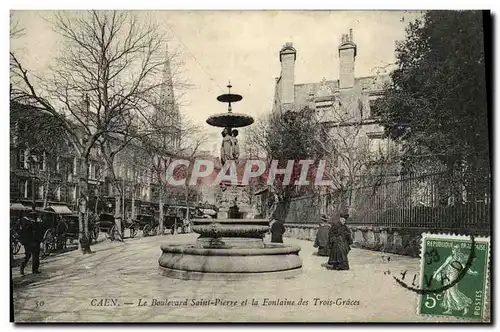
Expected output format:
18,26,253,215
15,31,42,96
131,185,136,220
114,190,123,241
79,157,92,254
94,185,100,215
42,178,50,209
159,192,164,234
43,184,49,209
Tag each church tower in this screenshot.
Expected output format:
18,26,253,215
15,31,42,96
158,43,181,150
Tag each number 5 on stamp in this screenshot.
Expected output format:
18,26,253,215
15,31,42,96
418,233,490,321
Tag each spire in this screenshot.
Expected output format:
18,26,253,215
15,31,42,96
158,43,181,150
160,43,175,108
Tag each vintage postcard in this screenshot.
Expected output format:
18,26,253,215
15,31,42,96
9,9,491,323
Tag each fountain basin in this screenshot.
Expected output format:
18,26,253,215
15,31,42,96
192,224,269,238
191,218,270,239
158,243,303,281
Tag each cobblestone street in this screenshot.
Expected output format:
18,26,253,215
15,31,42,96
12,234,464,323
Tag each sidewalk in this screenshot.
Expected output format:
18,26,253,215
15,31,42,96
12,234,462,323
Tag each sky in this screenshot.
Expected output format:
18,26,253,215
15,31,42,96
11,10,422,152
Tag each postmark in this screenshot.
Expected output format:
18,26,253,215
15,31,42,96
416,233,490,320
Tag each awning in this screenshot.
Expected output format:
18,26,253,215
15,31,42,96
45,205,74,215
10,203,30,211
201,208,217,215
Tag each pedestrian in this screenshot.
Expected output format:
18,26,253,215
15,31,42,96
340,212,352,253
270,218,286,243
314,214,331,256
19,212,43,275
326,215,352,270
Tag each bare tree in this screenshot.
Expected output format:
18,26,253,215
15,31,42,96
313,85,396,216
245,83,398,221
10,12,25,40
137,113,208,234
10,11,182,253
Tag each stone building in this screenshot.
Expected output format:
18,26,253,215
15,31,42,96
9,46,194,217
271,29,401,217
272,29,399,164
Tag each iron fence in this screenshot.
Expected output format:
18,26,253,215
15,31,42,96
281,172,491,232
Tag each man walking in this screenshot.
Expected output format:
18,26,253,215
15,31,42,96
314,214,331,256
19,212,43,275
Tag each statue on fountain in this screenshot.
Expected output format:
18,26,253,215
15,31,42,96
220,127,240,166
158,81,303,281
220,127,234,166
231,129,240,160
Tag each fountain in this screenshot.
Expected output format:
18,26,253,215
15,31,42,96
158,83,303,280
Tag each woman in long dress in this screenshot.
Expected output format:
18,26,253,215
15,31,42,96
220,128,233,165
326,217,352,270
432,245,478,315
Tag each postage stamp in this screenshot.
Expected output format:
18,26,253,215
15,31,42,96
418,233,490,321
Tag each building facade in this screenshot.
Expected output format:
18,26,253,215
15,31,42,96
10,46,196,218
272,30,399,167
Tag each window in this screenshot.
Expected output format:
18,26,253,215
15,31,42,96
19,149,25,169
56,187,61,201
369,99,382,118
56,156,60,172
73,157,78,175
40,152,46,171
368,135,387,156
21,180,28,198
25,180,31,199
88,162,94,180
38,185,44,200
95,164,101,180
71,186,77,202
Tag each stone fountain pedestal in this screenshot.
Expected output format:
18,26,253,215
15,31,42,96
158,82,302,280
158,218,303,280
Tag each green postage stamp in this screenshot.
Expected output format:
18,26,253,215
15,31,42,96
418,233,490,321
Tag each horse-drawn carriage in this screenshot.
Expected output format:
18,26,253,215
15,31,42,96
135,214,159,237
10,203,100,258
98,212,143,240
51,212,100,250
40,205,99,257
10,203,31,255
10,204,67,258
163,206,194,235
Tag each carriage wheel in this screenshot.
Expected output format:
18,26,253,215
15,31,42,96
41,230,54,258
142,225,151,237
11,238,21,255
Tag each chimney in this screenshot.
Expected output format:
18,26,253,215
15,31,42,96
338,29,357,89
279,42,297,106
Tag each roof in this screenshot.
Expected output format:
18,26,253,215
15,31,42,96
45,205,74,215
10,203,31,211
